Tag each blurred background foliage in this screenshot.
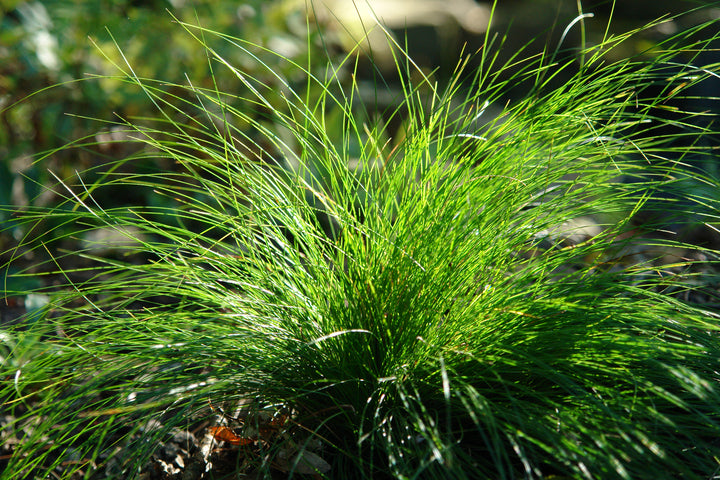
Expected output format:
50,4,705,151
1,0,719,302
0,0,314,212
0,0,325,289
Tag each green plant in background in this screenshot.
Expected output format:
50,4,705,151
2,4,720,480
0,0,317,242
0,0,331,322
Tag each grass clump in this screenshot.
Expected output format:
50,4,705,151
2,6,720,479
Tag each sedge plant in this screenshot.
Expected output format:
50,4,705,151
2,5,720,479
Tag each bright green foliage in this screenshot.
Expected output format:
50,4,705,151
2,7,720,480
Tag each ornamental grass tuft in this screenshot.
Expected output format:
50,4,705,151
2,5,720,479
